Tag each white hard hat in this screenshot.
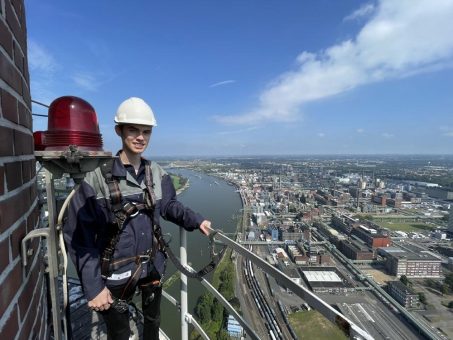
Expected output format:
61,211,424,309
114,97,157,126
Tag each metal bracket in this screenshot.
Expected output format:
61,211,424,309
184,313,193,324
184,313,210,340
21,228,50,267
35,146,113,183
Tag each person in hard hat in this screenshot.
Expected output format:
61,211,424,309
64,97,211,340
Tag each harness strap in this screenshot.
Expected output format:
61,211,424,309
144,161,159,262
100,202,149,278
100,158,222,290
144,161,157,210
153,225,226,279
100,159,122,210
109,254,151,272
100,159,123,278
99,159,155,279
120,261,145,300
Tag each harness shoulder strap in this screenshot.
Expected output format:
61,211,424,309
144,160,157,209
99,158,136,277
100,158,122,211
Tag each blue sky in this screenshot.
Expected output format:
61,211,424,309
26,0,453,157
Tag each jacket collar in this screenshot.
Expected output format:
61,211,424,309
112,151,147,180
111,157,127,177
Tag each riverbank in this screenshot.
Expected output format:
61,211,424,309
176,179,189,195
169,172,190,195
189,189,245,338
157,168,243,339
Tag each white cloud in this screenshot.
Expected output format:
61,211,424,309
217,126,260,135
440,126,453,137
209,80,236,88
28,40,60,112
28,40,58,73
215,0,453,125
318,132,326,138
344,3,376,22
382,132,394,138
357,128,365,133
72,72,101,92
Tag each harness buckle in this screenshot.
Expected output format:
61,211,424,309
136,254,151,264
123,202,140,217
130,209,140,218
111,298,129,313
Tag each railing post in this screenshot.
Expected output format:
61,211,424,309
180,228,189,340
45,169,64,340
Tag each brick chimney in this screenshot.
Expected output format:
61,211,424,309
0,0,49,338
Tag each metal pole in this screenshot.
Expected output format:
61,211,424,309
213,230,374,340
45,169,63,340
180,228,188,340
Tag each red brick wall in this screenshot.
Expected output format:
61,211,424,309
0,0,48,338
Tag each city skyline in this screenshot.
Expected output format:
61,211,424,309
27,0,453,156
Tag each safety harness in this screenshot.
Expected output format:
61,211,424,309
99,159,225,309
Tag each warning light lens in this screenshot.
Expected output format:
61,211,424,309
34,96,103,151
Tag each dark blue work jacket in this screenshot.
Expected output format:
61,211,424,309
64,157,204,301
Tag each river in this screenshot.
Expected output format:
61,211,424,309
67,168,242,339
160,168,242,339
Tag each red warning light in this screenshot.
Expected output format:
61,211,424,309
33,96,103,151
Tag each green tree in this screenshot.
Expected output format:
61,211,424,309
216,329,230,340
218,267,234,300
445,273,453,290
419,292,427,304
425,278,435,288
229,297,241,310
400,275,409,286
441,284,450,295
448,301,453,309
211,299,224,322
195,294,213,323
219,266,233,283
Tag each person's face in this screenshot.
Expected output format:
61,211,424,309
115,124,152,155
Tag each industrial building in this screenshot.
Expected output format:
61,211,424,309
379,246,442,278
338,239,374,260
299,267,352,293
313,220,346,245
387,281,420,309
287,244,310,265
449,206,453,236
352,225,391,248
281,231,304,242
423,187,453,200
227,315,243,338
331,214,359,234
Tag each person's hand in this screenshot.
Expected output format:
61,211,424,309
88,287,113,312
199,220,212,236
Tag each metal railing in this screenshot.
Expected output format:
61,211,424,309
168,227,374,340
22,161,412,340
23,179,437,340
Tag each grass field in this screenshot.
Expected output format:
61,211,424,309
288,310,348,340
378,221,433,232
171,175,181,191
